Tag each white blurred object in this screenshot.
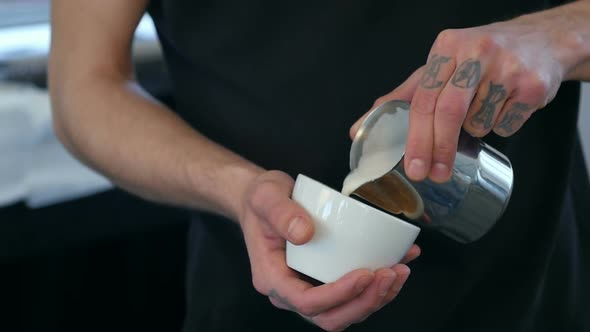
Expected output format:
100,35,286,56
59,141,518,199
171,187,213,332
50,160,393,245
0,85,32,206
0,15,159,68
0,83,112,208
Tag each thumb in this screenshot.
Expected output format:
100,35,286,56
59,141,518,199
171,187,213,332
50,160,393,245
349,66,424,140
248,171,314,244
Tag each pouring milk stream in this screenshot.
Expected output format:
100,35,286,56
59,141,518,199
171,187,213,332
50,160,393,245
341,110,406,196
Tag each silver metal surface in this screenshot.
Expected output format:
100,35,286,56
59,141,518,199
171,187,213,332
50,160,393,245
350,100,514,243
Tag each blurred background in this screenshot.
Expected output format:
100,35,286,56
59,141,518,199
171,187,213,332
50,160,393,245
0,1,588,332
0,1,189,331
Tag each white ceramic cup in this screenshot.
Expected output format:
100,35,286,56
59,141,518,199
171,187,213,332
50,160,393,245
286,174,421,284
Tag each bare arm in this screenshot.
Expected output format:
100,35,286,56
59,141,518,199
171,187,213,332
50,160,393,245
351,0,590,184
49,2,420,329
527,0,590,81
49,0,262,220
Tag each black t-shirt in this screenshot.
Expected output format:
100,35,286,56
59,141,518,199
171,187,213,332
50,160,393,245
147,1,586,331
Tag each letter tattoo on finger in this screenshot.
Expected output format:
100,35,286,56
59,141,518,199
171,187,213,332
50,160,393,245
497,102,532,134
471,82,507,130
420,54,451,89
451,59,481,89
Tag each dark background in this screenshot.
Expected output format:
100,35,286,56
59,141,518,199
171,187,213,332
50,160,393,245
0,3,589,332
0,19,190,329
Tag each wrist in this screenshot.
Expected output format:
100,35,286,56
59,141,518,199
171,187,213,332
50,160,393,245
229,162,266,223
554,12,590,82
185,155,265,222
517,2,590,81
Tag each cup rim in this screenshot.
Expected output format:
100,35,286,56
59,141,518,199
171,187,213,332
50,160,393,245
295,174,421,232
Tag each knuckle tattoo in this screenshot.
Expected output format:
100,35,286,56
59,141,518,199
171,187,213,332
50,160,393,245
463,125,481,137
470,81,507,130
451,59,481,89
421,53,451,89
496,102,532,134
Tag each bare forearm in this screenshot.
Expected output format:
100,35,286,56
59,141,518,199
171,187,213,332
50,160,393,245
562,0,590,80
48,0,263,221
516,0,590,81
50,75,262,220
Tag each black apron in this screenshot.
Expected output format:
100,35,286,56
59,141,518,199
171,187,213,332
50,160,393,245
147,1,588,330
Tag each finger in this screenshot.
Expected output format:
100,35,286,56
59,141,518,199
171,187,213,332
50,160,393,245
466,83,508,136
378,264,411,309
270,268,375,317
400,244,421,264
249,171,314,244
311,268,398,331
405,53,456,181
346,265,412,326
349,66,424,140
429,58,482,182
464,78,511,136
492,100,535,137
493,75,546,137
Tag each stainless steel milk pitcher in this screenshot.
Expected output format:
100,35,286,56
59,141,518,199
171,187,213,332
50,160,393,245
349,100,514,243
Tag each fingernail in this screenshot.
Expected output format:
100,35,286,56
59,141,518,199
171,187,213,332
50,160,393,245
288,217,309,242
355,274,373,293
407,159,426,180
431,162,450,182
378,271,397,297
399,264,411,275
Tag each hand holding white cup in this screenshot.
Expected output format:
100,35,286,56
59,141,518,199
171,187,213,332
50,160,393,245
286,174,420,283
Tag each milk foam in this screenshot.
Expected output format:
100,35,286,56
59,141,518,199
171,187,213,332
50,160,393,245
341,111,407,196
341,150,400,196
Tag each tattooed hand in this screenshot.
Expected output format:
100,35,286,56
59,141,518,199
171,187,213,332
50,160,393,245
240,171,421,331
350,11,584,183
